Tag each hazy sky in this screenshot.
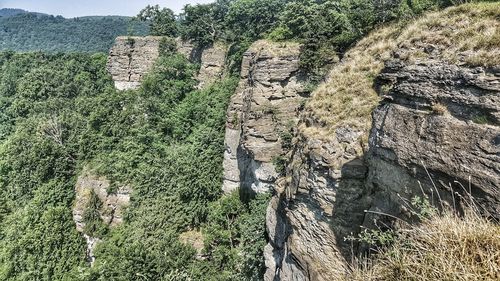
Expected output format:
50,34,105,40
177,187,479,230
0,0,214,17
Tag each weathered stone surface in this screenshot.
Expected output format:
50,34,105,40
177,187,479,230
366,59,500,222
265,128,370,281
175,37,198,61
222,40,308,194
72,169,131,264
264,58,499,280
107,36,162,90
108,37,227,90
197,42,227,89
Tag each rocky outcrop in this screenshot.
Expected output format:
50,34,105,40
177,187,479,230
197,42,227,89
264,55,500,280
366,59,500,223
107,36,161,91
72,169,131,264
264,123,370,280
108,36,227,91
222,40,308,194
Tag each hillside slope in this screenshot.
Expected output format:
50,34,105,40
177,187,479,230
0,12,148,52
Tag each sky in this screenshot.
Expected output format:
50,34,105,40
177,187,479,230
0,0,214,18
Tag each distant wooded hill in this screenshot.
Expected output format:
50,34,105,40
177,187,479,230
0,9,149,53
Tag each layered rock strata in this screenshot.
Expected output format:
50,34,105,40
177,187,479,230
264,121,370,281
197,42,227,89
366,59,500,223
222,40,308,194
107,36,162,90
107,36,227,90
264,57,500,280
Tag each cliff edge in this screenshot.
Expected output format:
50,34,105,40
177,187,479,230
260,3,500,280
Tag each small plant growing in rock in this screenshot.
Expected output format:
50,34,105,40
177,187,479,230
431,102,448,115
231,112,239,127
410,195,436,220
126,36,135,47
272,155,287,176
352,228,396,247
472,114,489,125
379,84,393,95
279,130,293,150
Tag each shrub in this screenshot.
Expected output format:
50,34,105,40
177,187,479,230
346,210,500,281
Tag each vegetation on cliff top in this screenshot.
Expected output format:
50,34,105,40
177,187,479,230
139,0,477,79
304,1,500,139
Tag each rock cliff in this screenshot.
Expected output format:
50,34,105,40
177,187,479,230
72,169,131,264
197,42,227,89
259,5,500,280
265,62,500,281
367,59,500,223
107,36,227,90
222,40,308,194
107,36,161,91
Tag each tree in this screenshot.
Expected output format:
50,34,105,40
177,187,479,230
224,0,287,41
180,4,221,47
137,5,178,37
179,0,232,47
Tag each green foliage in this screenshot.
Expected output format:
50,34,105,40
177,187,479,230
0,52,111,280
176,0,456,80
272,0,450,79
347,196,438,250
136,5,178,36
472,114,490,125
272,155,287,176
82,190,108,238
191,192,270,280
88,227,196,281
279,129,293,150
0,13,148,53
179,0,286,45
410,196,437,220
0,204,86,280
159,37,178,56
180,2,227,47
224,0,286,41
0,47,270,280
352,228,397,247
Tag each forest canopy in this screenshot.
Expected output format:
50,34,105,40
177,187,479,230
0,10,148,53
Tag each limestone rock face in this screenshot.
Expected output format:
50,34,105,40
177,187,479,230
366,59,500,222
222,40,308,194
107,36,161,91
197,42,227,89
72,170,131,264
265,127,370,280
108,36,227,91
264,57,500,280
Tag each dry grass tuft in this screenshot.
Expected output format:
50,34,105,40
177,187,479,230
303,2,500,139
431,103,449,115
346,211,500,281
179,229,204,253
249,40,301,57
